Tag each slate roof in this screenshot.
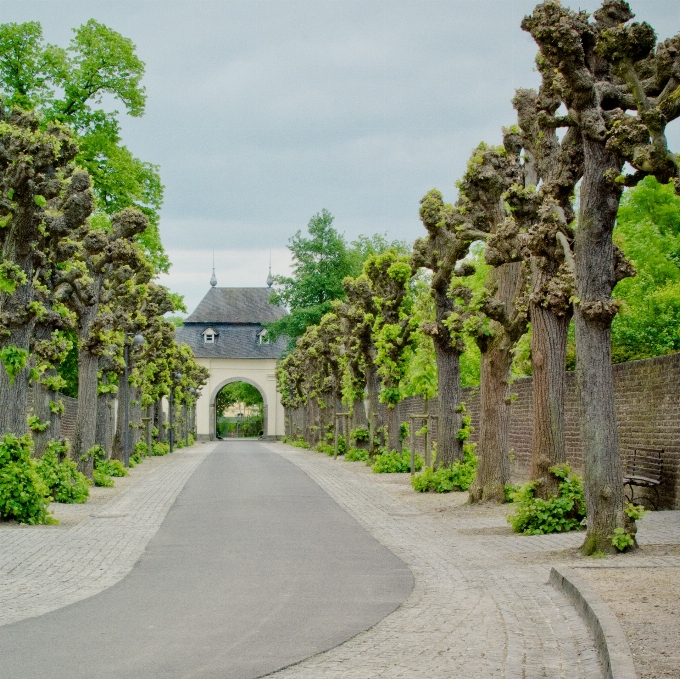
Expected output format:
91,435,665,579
185,287,286,324
177,287,288,359
175,323,287,359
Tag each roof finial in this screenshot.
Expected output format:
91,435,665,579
210,250,217,287
266,250,273,288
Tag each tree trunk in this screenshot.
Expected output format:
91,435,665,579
95,391,114,458
529,297,570,497
130,387,142,449
433,345,463,467
145,403,154,455
111,372,129,463
575,139,627,556
469,262,525,503
155,399,166,443
0,326,32,436
71,349,99,478
365,363,383,454
351,396,368,448
386,405,401,453
31,378,61,458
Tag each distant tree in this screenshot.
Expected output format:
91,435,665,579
216,382,263,415
267,209,354,344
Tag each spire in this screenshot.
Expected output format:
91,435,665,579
266,250,273,288
210,251,217,287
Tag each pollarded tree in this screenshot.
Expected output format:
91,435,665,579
484,84,586,498
411,189,490,466
338,275,384,452
457,137,530,503
60,207,148,476
0,106,93,436
523,0,680,553
363,250,416,453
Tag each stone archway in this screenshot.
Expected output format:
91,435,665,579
209,377,268,441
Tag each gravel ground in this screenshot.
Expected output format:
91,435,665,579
577,567,680,679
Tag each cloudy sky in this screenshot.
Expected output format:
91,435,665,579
2,0,679,313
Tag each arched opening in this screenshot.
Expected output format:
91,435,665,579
214,380,266,439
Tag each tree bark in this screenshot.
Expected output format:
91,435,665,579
529,294,570,497
575,139,627,556
95,391,114,458
433,345,463,467
469,261,525,503
0,326,32,437
365,363,383,454
30,377,62,458
111,372,129,463
155,399,166,443
71,349,99,477
145,403,154,455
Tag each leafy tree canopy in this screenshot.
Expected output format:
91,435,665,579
612,177,680,363
216,382,263,415
0,20,168,273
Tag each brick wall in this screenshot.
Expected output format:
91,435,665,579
371,353,679,509
60,395,78,442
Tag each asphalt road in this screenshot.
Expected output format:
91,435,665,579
0,441,413,679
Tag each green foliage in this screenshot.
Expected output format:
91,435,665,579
35,445,90,504
612,177,680,362
27,414,49,432
315,442,334,455
412,445,478,492
215,381,263,416
151,441,169,456
135,441,148,457
507,465,586,535
399,422,409,442
56,329,78,397
129,451,142,466
93,470,114,487
49,399,65,415
96,459,128,478
0,344,28,384
611,528,635,551
351,426,370,443
345,447,369,462
289,436,310,449
624,502,648,521
0,19,168,273
372,449,423,474
0,433,54,524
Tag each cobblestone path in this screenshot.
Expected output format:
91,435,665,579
263,443,603,679
0,443,216,627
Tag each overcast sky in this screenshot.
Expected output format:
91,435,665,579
2,0,679,313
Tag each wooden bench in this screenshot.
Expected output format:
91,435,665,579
623,447,663,510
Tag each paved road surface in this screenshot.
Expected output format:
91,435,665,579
0,441,413,679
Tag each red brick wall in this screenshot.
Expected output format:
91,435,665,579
393,353,680,508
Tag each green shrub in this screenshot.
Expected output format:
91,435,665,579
96,459,128,478
345,447,368,462
611,527,635,551
351,427,370,443
315,442,333,455
175,439,186,449
35,444,90,504
129,451,142,466
93,470,114,487
188,433,195,446
372,449,423,474
507,464,586,535
290,436,310,449
0,433,55,524
504,483,521,502
412,445,478,493
151,441,170,456
135,441,148,457
399,422,409,441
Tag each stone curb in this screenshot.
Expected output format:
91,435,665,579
549,565,637,679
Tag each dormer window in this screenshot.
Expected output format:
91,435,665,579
202,327,217,344
257,328,269,345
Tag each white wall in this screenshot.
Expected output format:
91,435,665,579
194,357,284,438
